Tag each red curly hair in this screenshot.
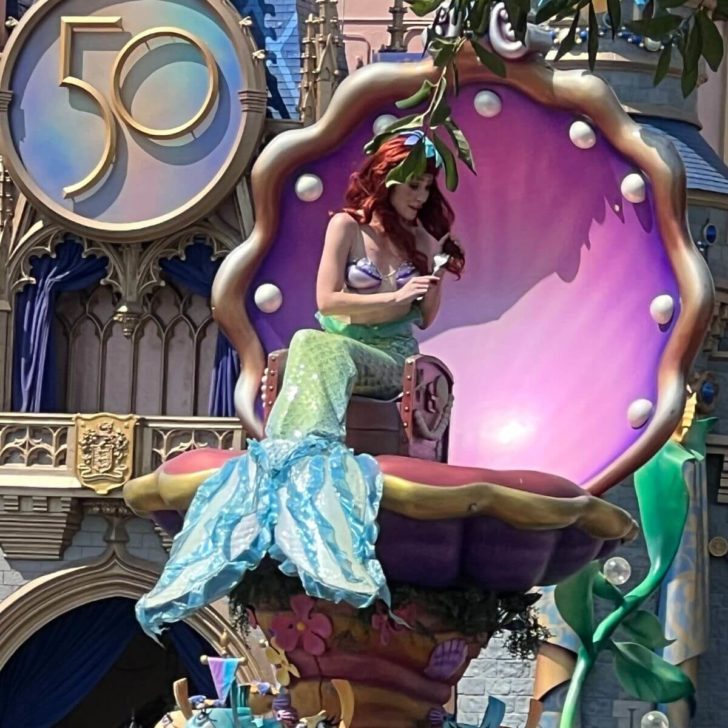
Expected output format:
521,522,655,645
341,135,464,276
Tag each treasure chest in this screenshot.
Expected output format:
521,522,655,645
263,350,453,462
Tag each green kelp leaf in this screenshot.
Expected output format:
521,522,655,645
697,3,724,68
626,15,683,39
443,119,475,173
587,2,599,71
430,37,458,68
681,20,701,97
631,440,693,604
470,0,490,36
716,0,728,21
554,562,598,654
470,40,506,77
396,80,435,110
535,0,570,24
556,11,581,61
593,571,624,604
433,133,459,191
430,78,451,126
606,0,621,39
503,0,528,41
620,610,674,649
612,641,695,702
654,43,673,86
407,0,443,17
364,113,422,155
681,417,717,459
385,139,427,187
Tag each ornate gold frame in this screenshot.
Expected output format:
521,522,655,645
212,50,714,495
0,0,266,242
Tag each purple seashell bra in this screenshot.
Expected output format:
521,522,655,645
345,257,418,291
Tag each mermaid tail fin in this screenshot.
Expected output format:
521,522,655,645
135,436,389,637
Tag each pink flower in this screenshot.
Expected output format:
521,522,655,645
270,595,332,656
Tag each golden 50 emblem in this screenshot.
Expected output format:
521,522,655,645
0,0,266,241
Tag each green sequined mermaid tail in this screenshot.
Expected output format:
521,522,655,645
136,310,420,636
266,310,420,440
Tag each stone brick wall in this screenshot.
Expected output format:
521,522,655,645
458,635,537,727
0,515,166,606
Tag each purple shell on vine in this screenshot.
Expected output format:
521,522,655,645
428,706,448,726
423,638,468,681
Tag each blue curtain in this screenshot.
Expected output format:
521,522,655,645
12,240,107,412
160,241,239,418
0,597,136,726
168,622,217,697
0,598,219,726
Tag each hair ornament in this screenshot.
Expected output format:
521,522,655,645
400,130,443,169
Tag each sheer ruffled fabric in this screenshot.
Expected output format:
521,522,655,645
136,311,420,637
136,436,389,637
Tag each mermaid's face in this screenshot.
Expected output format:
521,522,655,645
389,174,433,222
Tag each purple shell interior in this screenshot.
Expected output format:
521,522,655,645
249,83,679,490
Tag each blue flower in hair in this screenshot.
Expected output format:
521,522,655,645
400,129,443,168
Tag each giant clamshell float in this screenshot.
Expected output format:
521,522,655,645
126,11,714,726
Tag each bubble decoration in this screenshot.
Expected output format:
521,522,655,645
373,114,399,136
569,120,597,149
254,283,283,313
627,399,653,428
621,173,647,204
603,556,632,586
295,174,324,202
474,90,503,118
649,295,675,326
641,711,669,728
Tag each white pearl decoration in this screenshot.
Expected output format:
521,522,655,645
474,90,502,118
603,556,632,586
254,283,283,313
628,399,654,429
621,173,647,204
295,174,323,202
373,114,398,136
641,711,669,728
569,120,596,149
650,295,675,326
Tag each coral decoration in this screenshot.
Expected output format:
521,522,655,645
270,595,333,656
265,638,302,687
370,606,403,646
424,639,469,681
273,689,299,726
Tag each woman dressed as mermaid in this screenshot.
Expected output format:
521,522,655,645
135,133,464,636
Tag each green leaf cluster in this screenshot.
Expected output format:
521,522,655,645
556,562,688,704
554,421,714,727
365,0,726,193
622,6,723,95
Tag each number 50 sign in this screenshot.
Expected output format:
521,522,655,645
0,0,266,242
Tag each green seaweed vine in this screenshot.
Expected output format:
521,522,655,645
555,418,714,727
